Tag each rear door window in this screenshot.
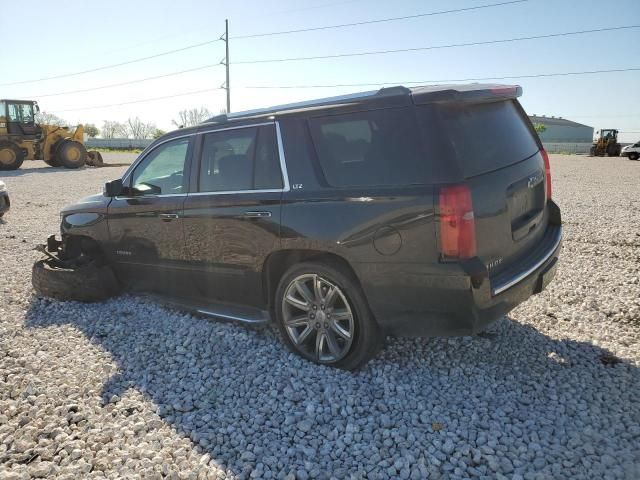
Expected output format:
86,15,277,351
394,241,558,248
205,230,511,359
427,100,539,178
198,125,283,192
308,108,427,187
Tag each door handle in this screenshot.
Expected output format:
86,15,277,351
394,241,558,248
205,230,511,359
159,213,180,221
243,211,271,218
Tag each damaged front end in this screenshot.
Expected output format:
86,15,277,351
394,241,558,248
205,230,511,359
35,234,103,269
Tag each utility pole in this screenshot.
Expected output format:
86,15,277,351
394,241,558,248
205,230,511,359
224,19,230,113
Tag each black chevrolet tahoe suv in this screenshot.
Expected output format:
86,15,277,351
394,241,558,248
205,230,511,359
34,84,562,369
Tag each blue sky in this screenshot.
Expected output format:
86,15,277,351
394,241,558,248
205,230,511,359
2,0,639,140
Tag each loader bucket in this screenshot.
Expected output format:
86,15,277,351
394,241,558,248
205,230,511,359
86,151,104,167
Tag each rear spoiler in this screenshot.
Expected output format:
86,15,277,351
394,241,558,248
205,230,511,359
411,84,522,105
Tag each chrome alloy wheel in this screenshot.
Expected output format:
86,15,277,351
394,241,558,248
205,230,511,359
282,274,355,363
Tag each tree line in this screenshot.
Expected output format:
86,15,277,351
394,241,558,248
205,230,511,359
35,107,220,140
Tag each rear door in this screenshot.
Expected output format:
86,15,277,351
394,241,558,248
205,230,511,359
420,99,548,274
182,123,286,308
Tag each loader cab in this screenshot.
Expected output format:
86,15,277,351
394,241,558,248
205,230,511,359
597,129,618,142
0,99,41,138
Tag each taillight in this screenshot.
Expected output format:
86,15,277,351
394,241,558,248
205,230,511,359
541,149,552,199
439,184,476,260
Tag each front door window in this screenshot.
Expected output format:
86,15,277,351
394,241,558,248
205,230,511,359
130,138,189,195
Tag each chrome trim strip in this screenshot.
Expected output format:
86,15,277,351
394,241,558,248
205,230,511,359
492,227,563,296
115,193,187,200
275,121,291,192
197,309,268,324
198,121,273,134
188,189,283,196
120,121,289,196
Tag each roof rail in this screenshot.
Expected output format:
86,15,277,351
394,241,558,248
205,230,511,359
201,86,409,124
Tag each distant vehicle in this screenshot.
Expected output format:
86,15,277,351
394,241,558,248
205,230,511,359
0,99,104,171
0,180,9,217
32,84,562,369
621,142,640,160
590,129,621,157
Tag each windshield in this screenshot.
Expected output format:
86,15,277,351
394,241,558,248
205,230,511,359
7,102,35,123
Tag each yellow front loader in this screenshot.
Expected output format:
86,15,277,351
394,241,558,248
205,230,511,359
0,99,103,171
590,129,622,157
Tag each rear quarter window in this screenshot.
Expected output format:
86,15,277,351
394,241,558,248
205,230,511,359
308,108,428,187
428,100,539,178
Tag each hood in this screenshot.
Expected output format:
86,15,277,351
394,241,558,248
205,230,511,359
60,193,111,215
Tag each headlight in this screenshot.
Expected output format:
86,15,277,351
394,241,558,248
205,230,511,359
0,182,6,193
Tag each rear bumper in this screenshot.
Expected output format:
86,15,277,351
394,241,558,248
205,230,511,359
0,192,10,215
357,210,562,337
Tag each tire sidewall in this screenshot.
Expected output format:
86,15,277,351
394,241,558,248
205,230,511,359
32,258,119,302
57,140,87,169
274,261,380,370
0,143,25,170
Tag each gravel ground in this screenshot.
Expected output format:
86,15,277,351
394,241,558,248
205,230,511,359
1,154,639,479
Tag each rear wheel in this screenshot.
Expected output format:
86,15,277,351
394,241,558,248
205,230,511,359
56,140,87,169
274,261,382,370
44,157,61,167
0,143,24,170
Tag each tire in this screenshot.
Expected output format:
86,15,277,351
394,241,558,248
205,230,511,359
607,144,620,157
44,157,61,167
629,152,639,161
56,140,87,169
589,146,596,156
274,261,382,370
0,142,25,171
32,257,120,302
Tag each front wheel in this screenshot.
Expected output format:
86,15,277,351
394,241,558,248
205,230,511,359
274,261,382,370
32,256,120,302
629,152,639,161
56,140,87,169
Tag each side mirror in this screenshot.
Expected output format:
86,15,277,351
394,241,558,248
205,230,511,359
104,179,123,197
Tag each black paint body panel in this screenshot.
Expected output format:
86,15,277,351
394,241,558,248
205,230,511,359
57,85,562,338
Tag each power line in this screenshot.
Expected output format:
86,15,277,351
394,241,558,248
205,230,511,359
33,65,222,98
232,0,527,39
50,66,639,113
233,25,640,64
55,88,224,113
236,67,640,89
0,2,525,88
0,39,223,87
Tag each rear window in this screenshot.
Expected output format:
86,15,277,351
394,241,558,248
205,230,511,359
429,100,539,178
308,108,427,187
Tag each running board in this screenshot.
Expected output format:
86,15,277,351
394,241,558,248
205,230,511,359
145,294,271,326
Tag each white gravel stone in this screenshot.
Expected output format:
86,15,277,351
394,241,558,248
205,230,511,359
0,155,639,479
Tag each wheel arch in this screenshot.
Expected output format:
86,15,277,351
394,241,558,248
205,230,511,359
262,249,366,311
61,232,108,260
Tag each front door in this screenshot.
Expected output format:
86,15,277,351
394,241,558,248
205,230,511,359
183,124,285,308
107,136,193,294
